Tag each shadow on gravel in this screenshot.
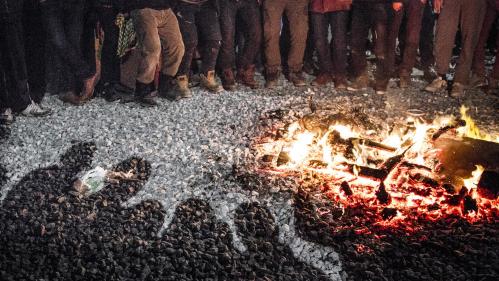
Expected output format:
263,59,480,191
294,188,499,281
0,142,328,280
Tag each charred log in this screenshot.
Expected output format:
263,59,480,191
431,119,466,140
477,170,499,200
376,182,391,205
381,208,398,220
340,181,353,196
462,195,478,214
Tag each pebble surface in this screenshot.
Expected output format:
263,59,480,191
0,74,498,280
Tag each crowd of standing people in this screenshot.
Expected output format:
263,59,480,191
1,0,498,124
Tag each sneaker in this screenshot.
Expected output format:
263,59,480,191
450,82,465,98
221,68,236,91
347,75,369,92
424,77,447,93
0,108,14,124
265,70,280,89
21,101,52,117
311,73,333,86
399,75,411,88
200,70,223,93
288,71,307,87
469,73,487,88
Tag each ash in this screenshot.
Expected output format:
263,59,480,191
1,74,498,280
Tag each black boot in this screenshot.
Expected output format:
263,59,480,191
135,81,158,107
158,73,174,98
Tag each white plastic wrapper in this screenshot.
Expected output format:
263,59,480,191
79,167,108,195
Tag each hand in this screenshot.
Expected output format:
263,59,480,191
434,0,444,14
393,2,403,12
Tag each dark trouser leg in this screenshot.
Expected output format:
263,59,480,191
434,0,461,76
197,3,222,74
471,5,498,78
237,0,262,69
420,1,435,69
454,0,487,84
98,7,121,84
284,0,309,72
41,3,92,86
0,19,32,111
399,0,425,76
82,3,97,76
386,7,404,75
311,12,333,74
176,3,199,76
23,4,46,99
218,0,237,70
351,5,371,78
372,4,390,89
492,24,499,79
330,11,349,81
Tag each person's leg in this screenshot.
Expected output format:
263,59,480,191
386,5,405,77
1,19,31,111
156,8,185,99
399,0,425,77
131,8,162,85
158,9,185,78
236,0,262,88
434,0,461,77
454,0,487,86
330,10,349,87
175,3,199,77
238,0,262,70
284,0,309,74
62,1,93,88
311,12,333,76
492,21,499,80
350,4,370,79
98,7,121,85
218,0,237,71
196,3,222,92
372,3,390,92
420,0,435,72
263,0,287,77
470,5,497,82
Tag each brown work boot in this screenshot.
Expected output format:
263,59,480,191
169,75,192,100
265,69,280,89
59,91,83,105
80,77,96,103
399,75,411,89
288,71,307,87
469,73,486,88
221,68,236,91
450,82,466,98
334,77,348,90
237,65,259,89
347,75,369,92
200,70,223,93
311,73,332,86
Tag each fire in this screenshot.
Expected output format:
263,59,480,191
256,106,499,231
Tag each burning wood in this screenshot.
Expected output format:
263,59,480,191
255,106,499,228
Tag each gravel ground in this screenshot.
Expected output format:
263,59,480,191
0,71,498,280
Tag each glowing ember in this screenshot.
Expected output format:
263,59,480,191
256,106,499,230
